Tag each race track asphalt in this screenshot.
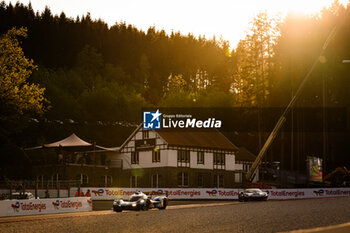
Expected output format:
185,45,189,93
1,197,350,233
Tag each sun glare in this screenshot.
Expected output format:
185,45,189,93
4,0,349,47
268,0,348,15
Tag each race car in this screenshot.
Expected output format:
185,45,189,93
238,188,268,202
113,191,168,212
10,192,36,200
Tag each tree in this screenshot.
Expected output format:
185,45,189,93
0,27,48,179
0,27,47,115
234,12,278,106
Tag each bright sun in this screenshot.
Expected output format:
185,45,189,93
4,0,349,47
266,0,347,15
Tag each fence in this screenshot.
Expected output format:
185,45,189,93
0,180,82,200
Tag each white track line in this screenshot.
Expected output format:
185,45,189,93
281,222,350,233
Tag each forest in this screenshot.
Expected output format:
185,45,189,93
1,1,350,178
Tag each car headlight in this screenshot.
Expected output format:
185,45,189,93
140,199,145,204
132,203,137,207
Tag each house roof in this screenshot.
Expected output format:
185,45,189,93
118,124,238,152
236,147,256,162
156,130,239,151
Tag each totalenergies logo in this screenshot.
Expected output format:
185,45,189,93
92,189,104,196
11,202,20,212
152,190,165,195
314,189,324,196
52,200,60,210
206,190,218,197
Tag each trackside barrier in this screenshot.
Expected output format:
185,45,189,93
0,200,6,217
0,197,92,217
73,187,350,200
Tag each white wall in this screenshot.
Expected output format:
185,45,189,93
1,197,91,217
167,149,178,167
120,152,132,169
235,163,243,170
0,200,6,217
120,149,179,169
118,127,245,172
205,152,213,169
226,153,235,171
135,131,142,140
120,149,241,171
127,140,135,147
190,152,213,169
138,150,168,168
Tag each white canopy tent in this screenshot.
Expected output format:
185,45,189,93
25,133,118,152
25,133,95,150
42,133,92,148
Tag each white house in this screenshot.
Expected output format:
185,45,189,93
113,124,259,188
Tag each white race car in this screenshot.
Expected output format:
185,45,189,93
113,191,168,212
238,188,268,202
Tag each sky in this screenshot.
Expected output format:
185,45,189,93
5,0,349,47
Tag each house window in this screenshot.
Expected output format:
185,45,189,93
142,130,149,139
105,175,113,187
177,150,190,167
130,176,138,188
178,172,189,187
197,151,204,164
152,149,160,162
151,174,160,188
131,152,139,164
243,164,251,172
214,174,224,188
198,173,203,187
235,172,242,183
213,152,225,169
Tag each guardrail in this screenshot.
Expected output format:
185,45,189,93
0,187,348,217
0,197,92,217
73,187,350,200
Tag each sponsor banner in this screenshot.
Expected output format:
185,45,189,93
79,187,240,200
310,188,350,198
0,200,7,217
2,197,92,217
78,187,350,200
262,189,307,199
